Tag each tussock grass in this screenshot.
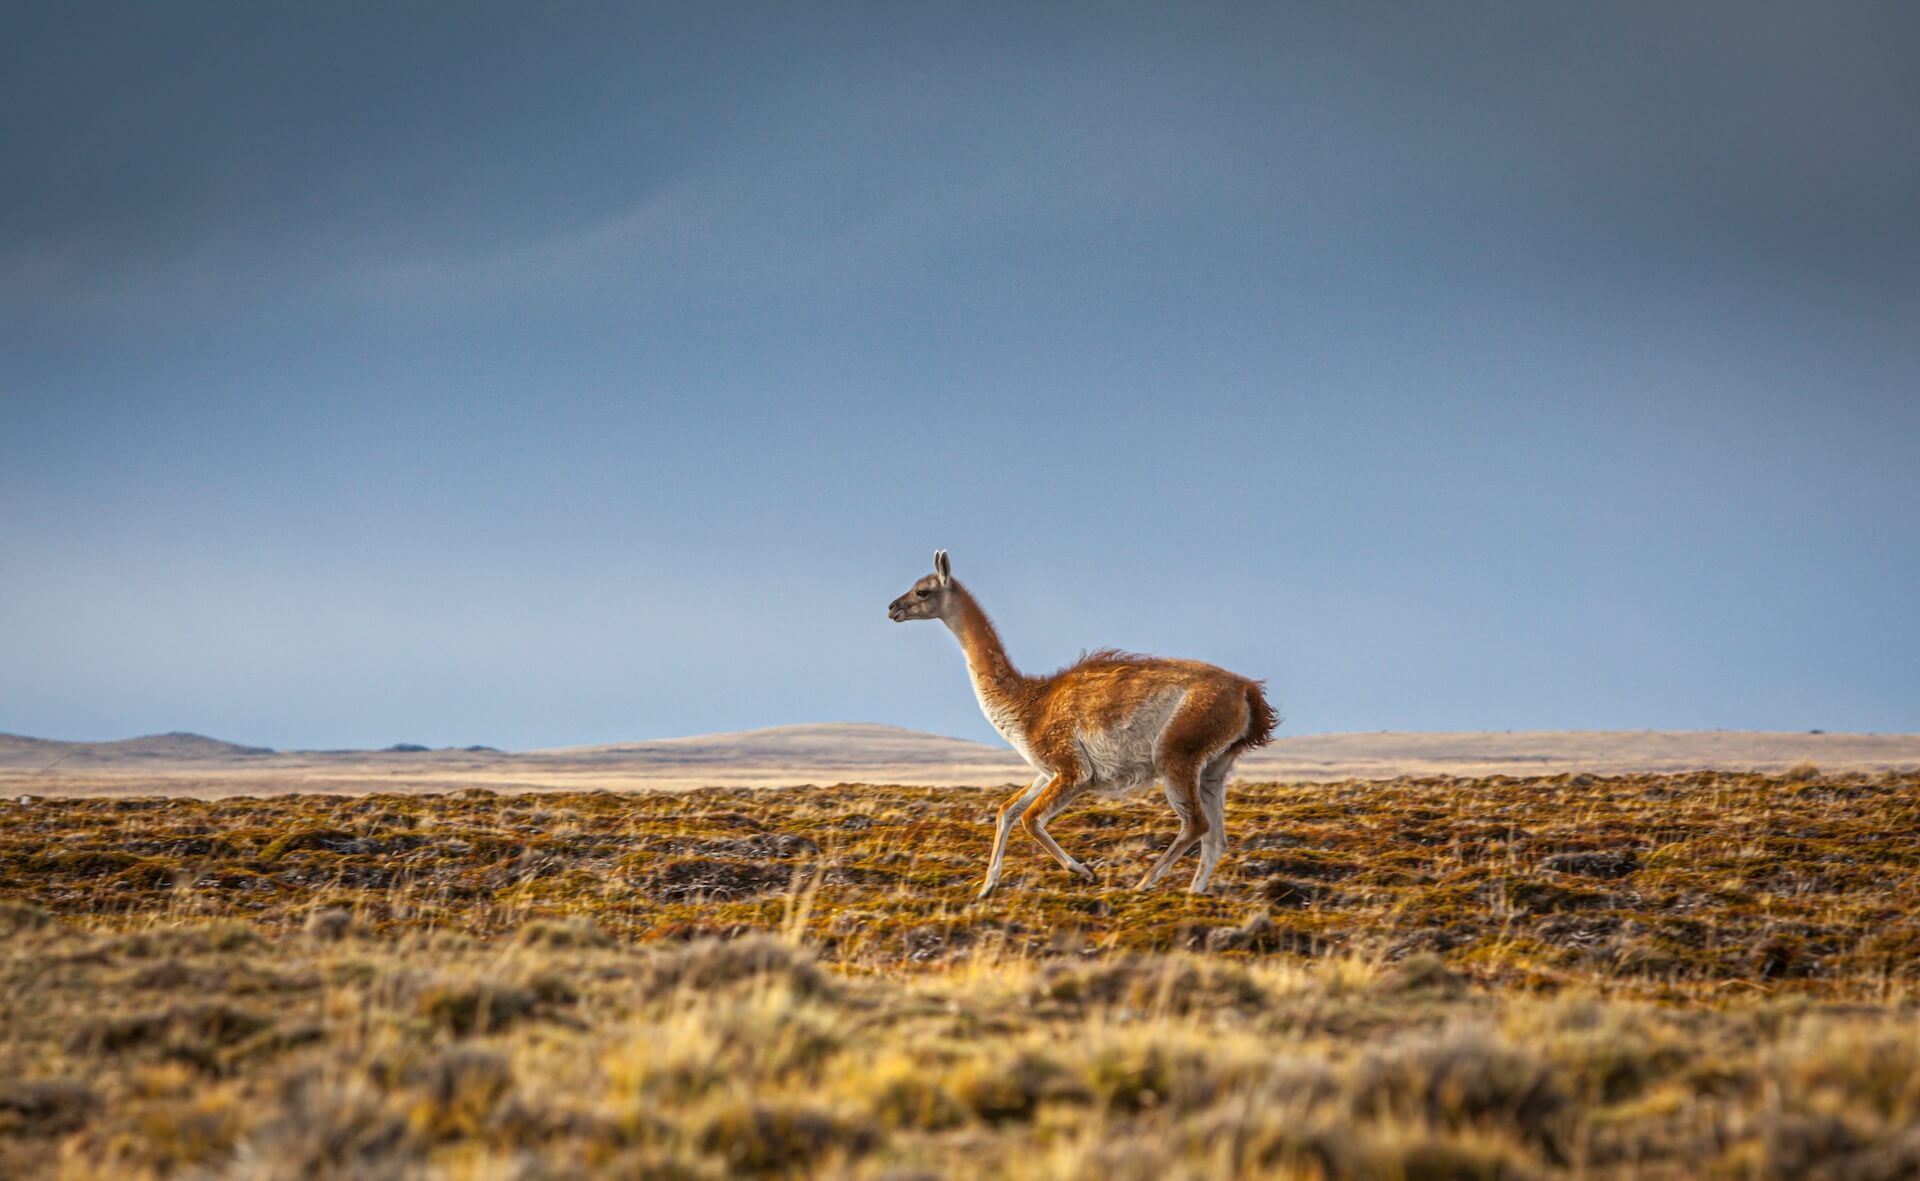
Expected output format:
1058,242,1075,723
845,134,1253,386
2,769,1917,1178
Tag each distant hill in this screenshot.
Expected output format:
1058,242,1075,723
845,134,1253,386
0,731,274,769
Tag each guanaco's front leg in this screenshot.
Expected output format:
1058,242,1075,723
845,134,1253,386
1019,772,1097,884
977,774,1049,899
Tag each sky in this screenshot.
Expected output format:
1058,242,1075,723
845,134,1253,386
2,3,1916,751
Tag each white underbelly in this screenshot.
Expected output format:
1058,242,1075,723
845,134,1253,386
1077,687,1186,792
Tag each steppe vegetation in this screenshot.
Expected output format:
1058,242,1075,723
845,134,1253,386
3,769,1918,1178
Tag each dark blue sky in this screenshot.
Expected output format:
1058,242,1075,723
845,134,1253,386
4,3,1916,749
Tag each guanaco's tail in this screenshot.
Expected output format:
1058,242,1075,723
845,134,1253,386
1231,681,1279,758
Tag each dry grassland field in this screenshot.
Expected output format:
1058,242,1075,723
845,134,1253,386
4,761,1920,1179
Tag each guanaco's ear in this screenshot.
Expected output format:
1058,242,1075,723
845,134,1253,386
933,549,951,586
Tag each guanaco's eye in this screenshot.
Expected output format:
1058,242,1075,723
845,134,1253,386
915,588,930,598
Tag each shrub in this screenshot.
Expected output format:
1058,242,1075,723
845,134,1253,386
1512,1002,1690,1106
944,1048,1077,1123
69,1003,273,1065
635,936,828,1000
514,917,614,949
1034,955,1264,1013
1179,1100,1348,1177
691,1100,876,1175
110,922,267,958
0,1080,97,1136
1774,1024,1920,1124
1375,952,1469,996
1354,1127,1544,1181
304,908,359,942
219,1070,413,1181
0,900,52,934
849,1060,966,1131
405,1047,515,1140
1760,1112,1864,1180
415,979,559,1036
1350,1030,1570,1161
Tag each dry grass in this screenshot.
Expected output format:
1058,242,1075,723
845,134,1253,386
1,769,1917,1178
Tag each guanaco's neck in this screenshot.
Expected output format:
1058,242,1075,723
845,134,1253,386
943,582,1026,702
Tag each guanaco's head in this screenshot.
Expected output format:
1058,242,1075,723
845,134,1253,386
888,549,954,622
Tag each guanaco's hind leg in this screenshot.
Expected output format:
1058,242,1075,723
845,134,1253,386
1139,684,1245,893
1189,752,1235,894
1135,770,1208,889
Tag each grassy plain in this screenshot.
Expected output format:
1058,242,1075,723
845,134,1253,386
3,768,1918,1178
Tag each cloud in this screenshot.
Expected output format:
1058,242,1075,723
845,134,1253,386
8,5,1917,323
